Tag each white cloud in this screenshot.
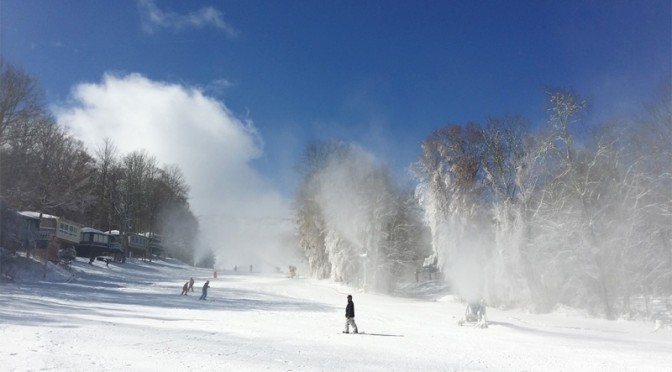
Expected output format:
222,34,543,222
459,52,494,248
137,0,238,37
204,78,235,96
55,73,297,269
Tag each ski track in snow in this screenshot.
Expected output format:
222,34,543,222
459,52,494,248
1,258,671,371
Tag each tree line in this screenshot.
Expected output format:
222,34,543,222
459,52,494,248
295,82,671,319
3,58,668,317
0,59,206,266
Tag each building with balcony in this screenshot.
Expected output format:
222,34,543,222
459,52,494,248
76,228,123,259
20,212,82,249
124,232,163,259
3,210,40,253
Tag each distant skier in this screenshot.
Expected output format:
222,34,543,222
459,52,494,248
343,294,358,334
188,277,195,292
199,280,210,300
181,281,189,295
249,264,253,272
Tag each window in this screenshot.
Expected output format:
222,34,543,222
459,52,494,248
59,223,78,238
95,234,107,243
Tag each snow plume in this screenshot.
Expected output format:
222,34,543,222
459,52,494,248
55,73,297,271
295,142,412,291
487,203,529,306
315,146,386,287
416,188,488,304
417,188,531,307
412,122,530,307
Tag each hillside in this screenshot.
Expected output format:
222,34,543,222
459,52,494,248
1,257,670,371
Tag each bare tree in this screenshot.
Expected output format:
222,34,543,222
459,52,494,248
477,115,533,307
4,117,94,218
0,59,43,147
83,138,120,230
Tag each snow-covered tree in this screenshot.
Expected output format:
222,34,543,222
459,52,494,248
296,140,429,292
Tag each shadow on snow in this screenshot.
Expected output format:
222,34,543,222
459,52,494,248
1,270,336,328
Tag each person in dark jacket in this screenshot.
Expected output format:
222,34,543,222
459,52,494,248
199,280,210,300
343,294,358,333
188,277,195,292
181,281,189,295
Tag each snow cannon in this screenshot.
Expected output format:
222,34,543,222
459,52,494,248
457,299,488,328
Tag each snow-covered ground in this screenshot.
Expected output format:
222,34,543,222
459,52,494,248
1,257,670,372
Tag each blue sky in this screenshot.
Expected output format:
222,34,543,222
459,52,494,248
3,0,670,203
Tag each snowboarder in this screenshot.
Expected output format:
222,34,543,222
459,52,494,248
343,294,358,333
199,280,210,300
188,277,194,292
181,281,189,295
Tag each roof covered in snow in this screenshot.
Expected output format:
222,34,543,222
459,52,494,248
81,227,108,234
19,211,57,220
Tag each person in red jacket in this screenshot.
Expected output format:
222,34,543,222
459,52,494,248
181,281,189,295
343,295,358,333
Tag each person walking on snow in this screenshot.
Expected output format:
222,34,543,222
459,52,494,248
199,280,210,300
188,277,195,292
181,281,189,295
343,294,358,333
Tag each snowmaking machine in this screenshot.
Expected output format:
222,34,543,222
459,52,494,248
457,299,488,328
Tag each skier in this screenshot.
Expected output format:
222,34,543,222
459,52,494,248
343,294,358,334
188,277,194,292
199,280,210,300
181,281,189,295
